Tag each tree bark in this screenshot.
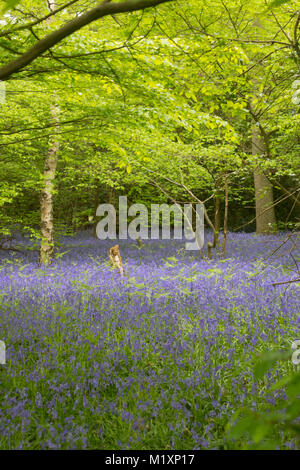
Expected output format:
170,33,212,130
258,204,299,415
222,174,228,256
93,182,101,237
39,103,60,265
39,1,60,265
108,244,124,277
252,125,276,234
214,192,221,246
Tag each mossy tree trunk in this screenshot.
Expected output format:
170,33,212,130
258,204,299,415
40,1,59,265
252,125,276,234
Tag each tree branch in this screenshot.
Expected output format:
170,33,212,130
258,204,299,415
0,0,81,38
0,0,174,80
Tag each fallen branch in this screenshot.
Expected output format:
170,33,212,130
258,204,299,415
0,236,21,252
272,278,300,287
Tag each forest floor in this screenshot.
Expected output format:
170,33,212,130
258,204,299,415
0,231,299,449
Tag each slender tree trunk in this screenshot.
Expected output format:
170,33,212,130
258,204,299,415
93,184,117,237
252,125,276,234
93,182,101,237
207,181,222,258
222,174,228,256
214,193,221,246
40,1,59,265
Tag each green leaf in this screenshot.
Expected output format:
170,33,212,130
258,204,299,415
267,0,291,9
252,422,271,444
228,414,255,439
285,398,300,420
286,373,300,400
2,0,21,12
254,350,290,380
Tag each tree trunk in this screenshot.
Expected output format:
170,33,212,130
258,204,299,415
214,194,221,246
93,182,101,237
39,103,60,265
222,174,228,256
40,1,59,265
252,125,276,234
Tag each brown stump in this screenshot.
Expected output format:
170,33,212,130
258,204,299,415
108,245,124,277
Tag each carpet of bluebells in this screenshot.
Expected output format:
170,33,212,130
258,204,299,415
0,231,299,450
